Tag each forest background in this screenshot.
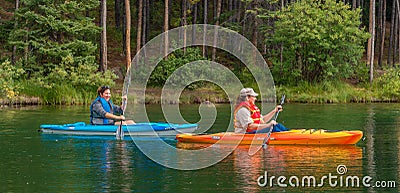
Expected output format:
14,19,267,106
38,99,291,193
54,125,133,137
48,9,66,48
1,0,400,105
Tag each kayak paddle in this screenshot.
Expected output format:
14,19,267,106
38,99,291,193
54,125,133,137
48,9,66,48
262,94,285,149
116,97,126,140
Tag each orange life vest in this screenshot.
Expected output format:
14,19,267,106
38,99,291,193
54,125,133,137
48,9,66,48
234,101,262,133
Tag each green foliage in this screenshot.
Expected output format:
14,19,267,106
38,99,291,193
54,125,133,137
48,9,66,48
4,0,119,104
44,55,116,89
1,0,398,104
235,66,268,90
269,0,369,84
0,60,25,99
373,68,400,99
0,20,13,51
19,54,117,104
352,62,370,84
144,47,206,88
277,81,365,103
8,0,100,76
20,80,97,105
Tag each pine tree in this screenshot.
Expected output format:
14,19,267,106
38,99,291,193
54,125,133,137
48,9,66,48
8,0,100,77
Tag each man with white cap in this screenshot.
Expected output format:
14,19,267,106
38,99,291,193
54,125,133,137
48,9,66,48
233,88,287,134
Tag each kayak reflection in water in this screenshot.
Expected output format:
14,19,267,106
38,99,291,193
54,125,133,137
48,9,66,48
233,88,288,134
90,85,135,125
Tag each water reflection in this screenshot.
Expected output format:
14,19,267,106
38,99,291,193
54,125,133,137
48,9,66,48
40,135,136,192
177,143,363,191
101,141,133,192
363,105,377,193
3,104,400,192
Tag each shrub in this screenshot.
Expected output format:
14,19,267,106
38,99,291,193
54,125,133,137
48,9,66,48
0,60,25,100
373,68,400,99
269,0,369,84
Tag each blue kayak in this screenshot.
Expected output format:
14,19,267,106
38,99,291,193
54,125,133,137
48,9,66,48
40,122,198,136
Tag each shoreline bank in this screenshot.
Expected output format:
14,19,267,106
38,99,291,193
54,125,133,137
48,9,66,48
1,88,399,106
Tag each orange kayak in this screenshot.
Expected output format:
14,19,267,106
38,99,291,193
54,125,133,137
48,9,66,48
176,129,363,145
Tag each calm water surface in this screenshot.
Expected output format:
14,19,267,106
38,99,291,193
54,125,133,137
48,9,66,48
1,103,399,192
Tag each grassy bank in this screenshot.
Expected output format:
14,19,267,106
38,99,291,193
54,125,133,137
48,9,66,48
140,79,400,104
277,81,399,103
1,80,399,106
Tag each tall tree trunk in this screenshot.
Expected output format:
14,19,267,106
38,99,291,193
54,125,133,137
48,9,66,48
12,0,19,65
394,9,398,65
122,0,126,54
136,0,143,56
228,0,233,21
369,0,375,83
142,0,147,62
396,0,400,66
192,2,197,44
115,0,121,29
100,0,107,72
202,0,207,57
236,0,241,22
212,0,221,61
241,1,249,54
367,0,373,67
378,0,386,67
125,0,131,71
233,0,237,22
164,0,169,59
252,0,259,58
146,0,150,44
376,0,382,67
214,0,217,20
183,0,187,53
388,0,396,66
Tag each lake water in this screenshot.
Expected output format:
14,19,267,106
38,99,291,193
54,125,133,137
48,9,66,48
1,103,399,192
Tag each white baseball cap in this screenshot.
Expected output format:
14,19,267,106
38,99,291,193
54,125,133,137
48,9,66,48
240,88,258,97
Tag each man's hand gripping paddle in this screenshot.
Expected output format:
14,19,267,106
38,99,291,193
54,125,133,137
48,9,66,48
248,95,285,156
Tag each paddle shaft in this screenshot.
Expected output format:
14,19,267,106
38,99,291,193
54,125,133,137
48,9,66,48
262,95,285,148
116,98,126,140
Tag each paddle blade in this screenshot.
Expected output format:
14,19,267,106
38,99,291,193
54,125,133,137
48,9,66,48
116,125,124,140
248,133,268,156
